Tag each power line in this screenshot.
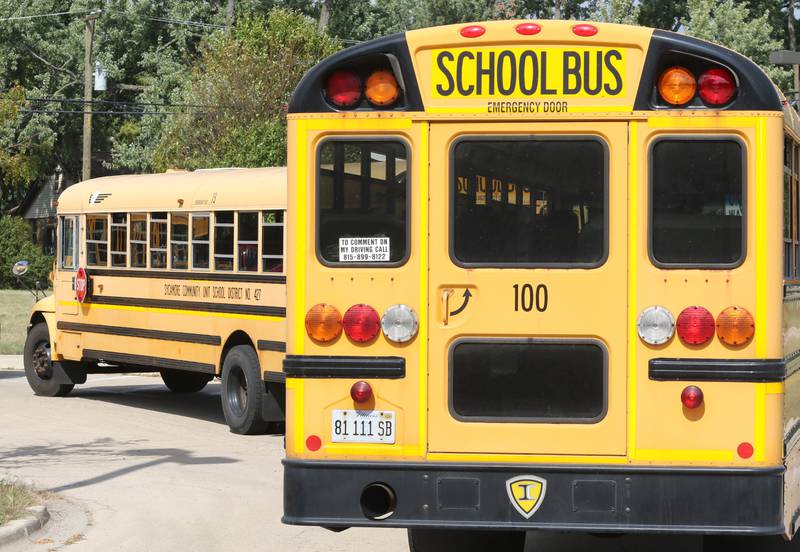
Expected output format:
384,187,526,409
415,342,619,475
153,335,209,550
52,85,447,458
20,109,188,116
27,97,226,109
0,10,90,22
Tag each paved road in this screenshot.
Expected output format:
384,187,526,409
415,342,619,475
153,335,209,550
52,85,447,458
0,365,795,552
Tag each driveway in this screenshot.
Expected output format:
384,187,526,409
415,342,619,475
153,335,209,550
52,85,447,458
0,365,791,552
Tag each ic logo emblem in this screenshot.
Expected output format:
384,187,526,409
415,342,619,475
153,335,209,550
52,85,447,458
506,475,547,519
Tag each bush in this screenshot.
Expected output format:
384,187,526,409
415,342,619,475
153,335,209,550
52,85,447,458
0,217,53,289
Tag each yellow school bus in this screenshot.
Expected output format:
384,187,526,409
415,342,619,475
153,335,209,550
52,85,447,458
24,167,287,435
282,19,800,548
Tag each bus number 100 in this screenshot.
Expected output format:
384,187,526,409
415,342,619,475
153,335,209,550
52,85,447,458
513,283,548,312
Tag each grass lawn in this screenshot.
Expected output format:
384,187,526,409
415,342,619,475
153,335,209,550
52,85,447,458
0,290,46,355
0,480,39,525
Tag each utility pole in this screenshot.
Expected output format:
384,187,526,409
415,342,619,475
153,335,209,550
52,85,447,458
226,0,236,35
82,11,100,182
790,0,800,104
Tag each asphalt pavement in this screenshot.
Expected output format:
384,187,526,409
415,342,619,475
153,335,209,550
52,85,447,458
0,361,794,552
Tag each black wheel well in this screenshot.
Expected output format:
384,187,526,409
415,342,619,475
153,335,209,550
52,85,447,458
29,312,46,333
219,331,256,374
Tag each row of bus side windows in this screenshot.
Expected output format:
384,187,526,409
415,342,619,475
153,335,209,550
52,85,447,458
67,210,284,273
785,134,800,280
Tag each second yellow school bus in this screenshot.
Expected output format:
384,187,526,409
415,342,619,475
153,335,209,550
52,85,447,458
282,19,800,549
24,167,287,434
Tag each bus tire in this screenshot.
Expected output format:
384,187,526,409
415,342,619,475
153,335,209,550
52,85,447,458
160,370,212,393
23,322,74,397
220,345,269,435
407,528,525,552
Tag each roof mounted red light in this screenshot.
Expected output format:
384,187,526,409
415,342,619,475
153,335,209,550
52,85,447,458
572,24,598,37
460,25,485,38
515,22,541,36
698,67,736,106
676,306,715,345
325,69,362,108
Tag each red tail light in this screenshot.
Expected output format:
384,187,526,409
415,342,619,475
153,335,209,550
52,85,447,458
698,68,736,105
342,304,381,342
350,381,373,403
325,69,362,108
681,385,704,409
676,306,715,345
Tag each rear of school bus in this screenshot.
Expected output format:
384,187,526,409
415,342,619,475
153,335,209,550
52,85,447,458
283,20,789,548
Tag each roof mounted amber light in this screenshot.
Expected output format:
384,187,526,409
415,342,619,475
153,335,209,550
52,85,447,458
305,303,342,342
716,306,754,346
658,66,697,106
365,70,400,107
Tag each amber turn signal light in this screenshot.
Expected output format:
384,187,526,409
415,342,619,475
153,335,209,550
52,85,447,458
305,303,342,342
658,66,696,106
365,70,400,107
716,306,754,346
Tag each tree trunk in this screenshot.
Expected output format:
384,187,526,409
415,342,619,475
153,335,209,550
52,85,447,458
318,0,333,32
226,0,236,35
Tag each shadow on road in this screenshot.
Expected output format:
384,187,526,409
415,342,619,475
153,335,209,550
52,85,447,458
0,370,23,379
525,532,800,551
0,437,238,493
72,380,227,426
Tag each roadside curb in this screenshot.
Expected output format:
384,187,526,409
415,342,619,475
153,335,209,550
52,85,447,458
0,504,50,547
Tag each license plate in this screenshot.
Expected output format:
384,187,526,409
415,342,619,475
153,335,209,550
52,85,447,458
331,409,396,444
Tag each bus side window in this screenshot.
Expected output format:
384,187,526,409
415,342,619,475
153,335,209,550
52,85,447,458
60,216,77,270
171,213,189,270
110,213,127,267
238,211,258,272
150,212,168,269
794,141,800,279
214,212,234,271
262,210,284,273
192,214,210,270
130,214,147,268
785,136,791,278
86,214,109,267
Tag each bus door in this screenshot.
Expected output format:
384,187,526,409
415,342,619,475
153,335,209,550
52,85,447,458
427,122,628,456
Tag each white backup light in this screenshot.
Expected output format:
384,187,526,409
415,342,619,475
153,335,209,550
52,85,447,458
381,304,419,343
637,306,675,345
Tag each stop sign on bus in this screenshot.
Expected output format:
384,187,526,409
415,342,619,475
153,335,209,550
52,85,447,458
75,267,88,303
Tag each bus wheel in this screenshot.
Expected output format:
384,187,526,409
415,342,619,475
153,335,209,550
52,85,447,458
221,345,269,435
407,528,525,552
23,322,74,397
160,370,212,393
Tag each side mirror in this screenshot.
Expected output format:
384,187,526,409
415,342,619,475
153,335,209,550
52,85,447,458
12,260,30,277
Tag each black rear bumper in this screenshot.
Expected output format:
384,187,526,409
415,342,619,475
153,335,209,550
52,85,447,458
283,459,784,535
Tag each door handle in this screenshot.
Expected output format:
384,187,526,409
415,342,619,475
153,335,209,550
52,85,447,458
442,288,454,326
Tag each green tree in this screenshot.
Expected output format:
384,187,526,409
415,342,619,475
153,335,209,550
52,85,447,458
684,0,791,90
638,0,688,30
589,0,640,24
0,216,52,289
154,9,339,170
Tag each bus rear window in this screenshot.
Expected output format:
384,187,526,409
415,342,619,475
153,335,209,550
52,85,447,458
452,138,607,266
651,139,744,267
317,140,408,265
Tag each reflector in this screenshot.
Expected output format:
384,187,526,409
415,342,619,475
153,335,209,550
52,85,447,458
460,25,485,38
572,24,598,37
